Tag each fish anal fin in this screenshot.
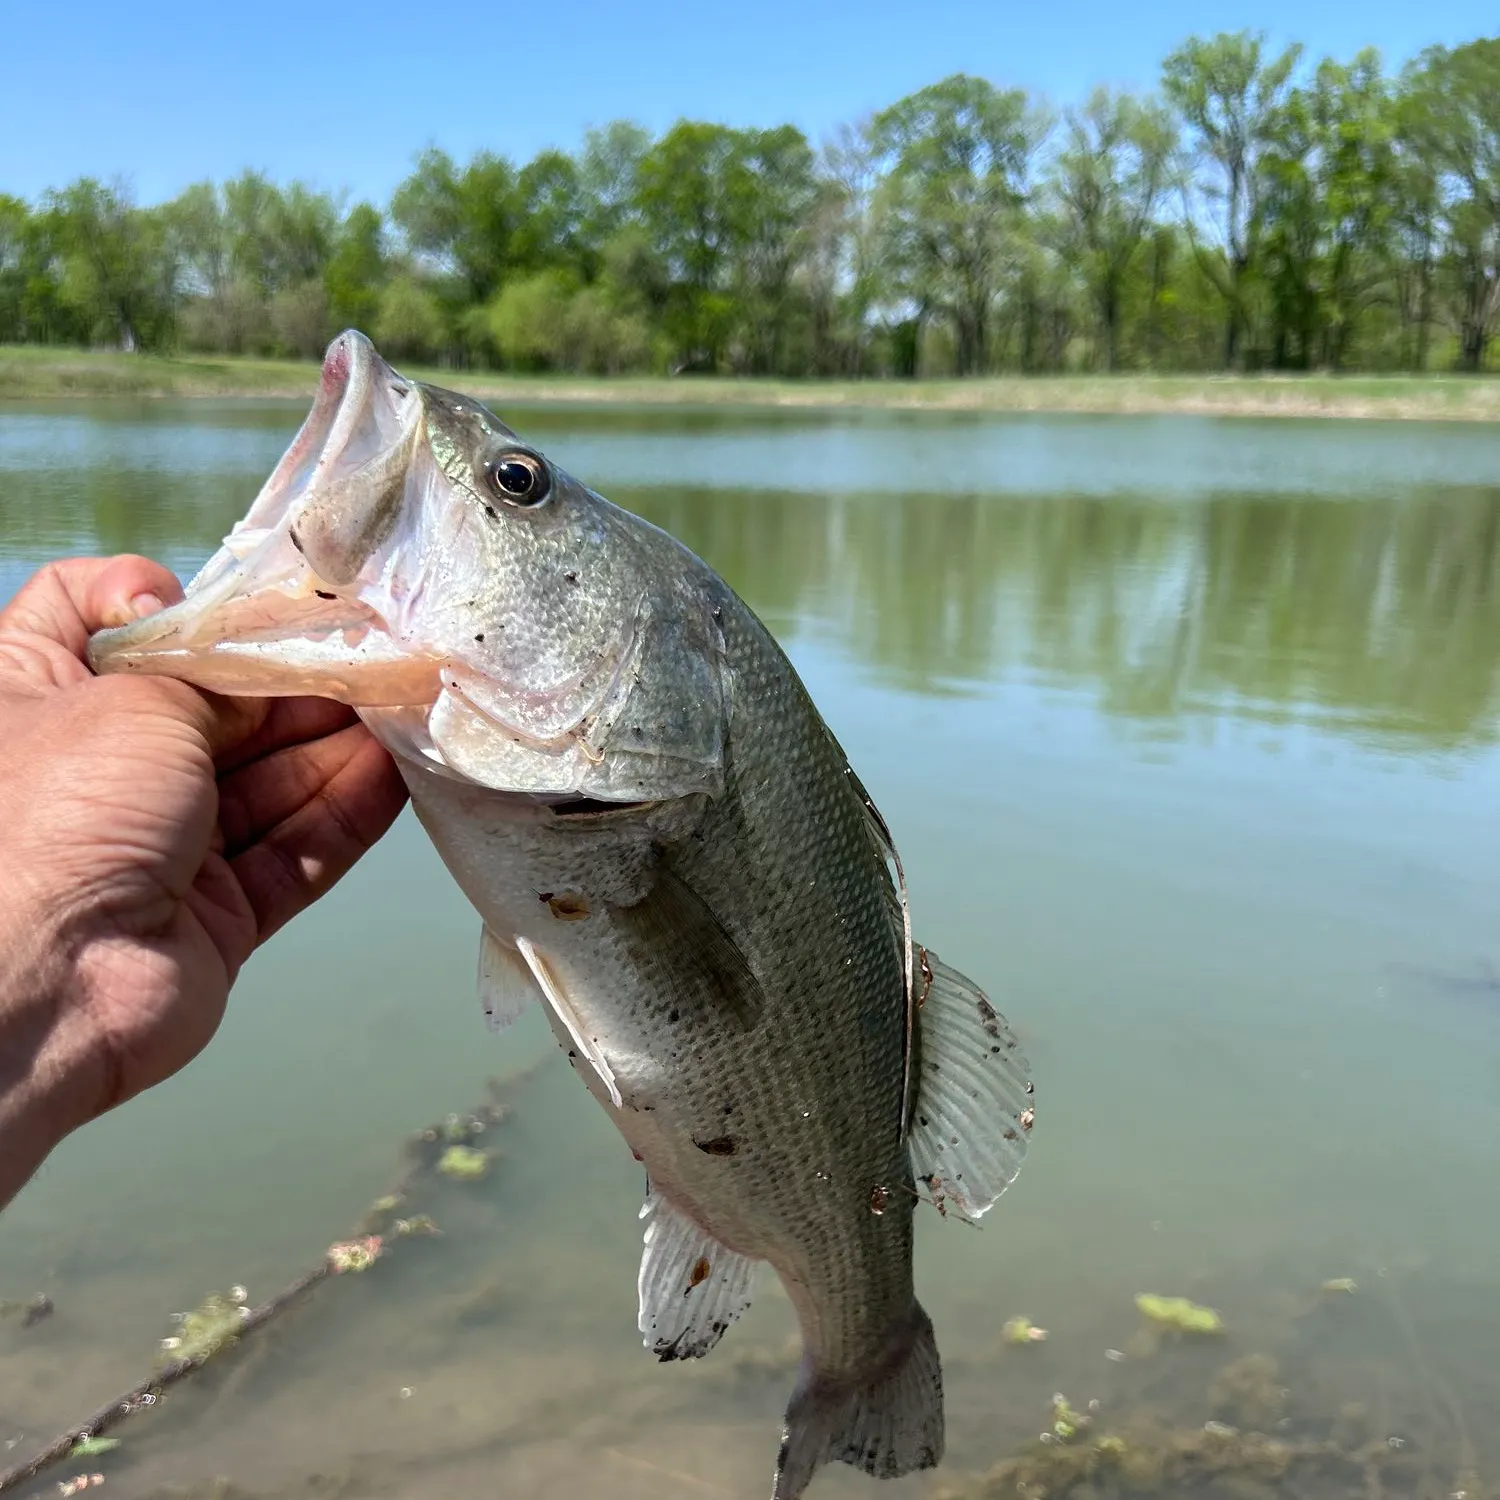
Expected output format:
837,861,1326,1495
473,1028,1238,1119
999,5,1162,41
515,936,624,1109
907,947,1032,1221
773,1301,943,1500
478,926,540,1033
613,865,766,1033
638,1190,758,1362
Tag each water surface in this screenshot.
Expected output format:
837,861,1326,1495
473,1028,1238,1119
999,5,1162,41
2,400,1498,1500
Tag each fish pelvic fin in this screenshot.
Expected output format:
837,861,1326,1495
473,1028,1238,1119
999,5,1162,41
772,1302,943,1500
638,1189,758,1361
907,946,1032,1222
477,926,540,1033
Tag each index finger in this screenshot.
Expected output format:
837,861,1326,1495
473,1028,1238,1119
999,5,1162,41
0,555,186,658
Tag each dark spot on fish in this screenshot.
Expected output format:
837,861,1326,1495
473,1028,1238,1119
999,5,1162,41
551,796,652,817
976,996,1001,1037
722,1101,733,1115
314,589,336,600
474,632,485,643
564,570,579,585
1025,1081,1035,1095
668,1008,680,1023
694,1136,737,1156
484,505,498,520
632,724,643,737
711,604,723,622
1004,1127,1018,1141
567,1049,577,1060
537,891,554,903
545,891,590,921
688,1256,712,1288
918,948,934,1007
990,1045,1002,1054
918,1115,928,1127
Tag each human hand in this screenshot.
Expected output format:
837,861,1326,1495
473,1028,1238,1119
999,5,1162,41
0,555,408,1206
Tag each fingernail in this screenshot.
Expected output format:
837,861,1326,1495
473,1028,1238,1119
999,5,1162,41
130,592,165,619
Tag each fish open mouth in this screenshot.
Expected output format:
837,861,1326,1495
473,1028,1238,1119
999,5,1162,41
88,331,441,707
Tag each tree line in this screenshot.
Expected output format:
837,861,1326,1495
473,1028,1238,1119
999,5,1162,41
2,32,1496,377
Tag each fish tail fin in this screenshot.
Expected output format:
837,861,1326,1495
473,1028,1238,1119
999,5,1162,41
771,1302,944,1500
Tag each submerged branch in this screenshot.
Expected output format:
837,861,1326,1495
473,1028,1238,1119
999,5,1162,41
0,1064,547,1497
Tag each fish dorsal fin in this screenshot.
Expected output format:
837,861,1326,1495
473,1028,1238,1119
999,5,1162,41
612,865,766,1034
638,1188,758,1361
907,947,1033,1221
515,936,624,1109
478,926,541,1033
838,756,916,1132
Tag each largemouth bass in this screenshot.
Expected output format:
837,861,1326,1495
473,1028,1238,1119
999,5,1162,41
88,332,1035,1499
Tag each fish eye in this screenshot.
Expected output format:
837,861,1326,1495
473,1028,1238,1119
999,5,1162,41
483,451,551,508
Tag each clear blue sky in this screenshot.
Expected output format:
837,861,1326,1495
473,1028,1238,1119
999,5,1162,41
1,0,1490,207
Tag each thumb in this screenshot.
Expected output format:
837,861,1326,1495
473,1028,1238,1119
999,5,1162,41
0,555,186,657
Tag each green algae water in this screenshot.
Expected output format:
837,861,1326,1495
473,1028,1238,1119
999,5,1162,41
2,399,1499,1500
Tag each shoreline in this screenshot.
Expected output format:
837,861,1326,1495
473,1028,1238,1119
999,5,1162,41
2,347,1498,422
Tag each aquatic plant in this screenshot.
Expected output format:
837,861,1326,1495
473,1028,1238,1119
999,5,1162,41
325,1237,383,1274
1048,1393,1089,1441
1135,1292,1224,1334
1002,1316,1048,1345
1209,1353,1287,1429
157,1291,248,1368
67,1439,118,1459
436,1144,491,1181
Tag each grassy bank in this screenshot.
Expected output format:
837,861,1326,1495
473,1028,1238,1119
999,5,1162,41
2,344,1498,421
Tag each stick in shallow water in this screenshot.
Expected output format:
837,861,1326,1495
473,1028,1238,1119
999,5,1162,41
0,1063,546,1497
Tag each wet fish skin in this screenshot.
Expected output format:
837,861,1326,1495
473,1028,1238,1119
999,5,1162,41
87,331,1034,1500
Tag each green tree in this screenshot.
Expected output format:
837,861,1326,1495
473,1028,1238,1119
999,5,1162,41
374,275,445,360
870,74,1043,375
325,202,386,333
1390,74,1443,369
0,195,30,342
636,121,748,369
1404,40,1500,371
390,148,516,304
45,178,176,350
512,150,589,276
1162,31,1303,366
1310,51,1397,368
580,121,652,245
1053,87,1177,368
732,125,818,372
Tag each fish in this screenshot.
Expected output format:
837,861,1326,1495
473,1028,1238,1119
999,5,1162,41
87,331,1035,1500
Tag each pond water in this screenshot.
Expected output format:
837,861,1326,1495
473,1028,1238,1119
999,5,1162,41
2,398,1499,1500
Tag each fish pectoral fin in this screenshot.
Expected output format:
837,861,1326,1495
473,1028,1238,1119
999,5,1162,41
477,926,541,1033
907,947,1033,1222
613,866,766,1034
515,937,623,1109
638,1189,758,1361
